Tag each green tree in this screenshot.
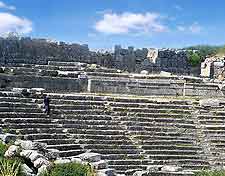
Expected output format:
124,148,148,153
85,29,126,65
187,51,201,66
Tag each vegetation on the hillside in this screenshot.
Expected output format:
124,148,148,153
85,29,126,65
195,170,225,176
0,141,23,176
187,51,202,66
0,159,22,176
0,141,7,160
41,162,96,176
185,45,219,58
184,45,225,65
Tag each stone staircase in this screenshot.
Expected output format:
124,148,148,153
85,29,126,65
0,91,215,175
195,102,225,168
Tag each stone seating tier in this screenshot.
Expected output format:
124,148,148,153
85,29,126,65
2,93,225,175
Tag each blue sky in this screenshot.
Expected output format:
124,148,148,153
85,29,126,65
0,0,225,49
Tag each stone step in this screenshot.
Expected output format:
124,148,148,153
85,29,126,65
197,115,225,120
142,145,201,151
0,102,38,108
0,107,42,113
51,109,105,115
132,134,196,140
86,149,141,155
0,97,39,103
128,131,196,137
109,159,209,165
119,117,194,124
144,149,199,155
108,164,147,172
145,171,194,176
47,144,82,151
111,112,192,118
0,112,46,118
127,126,194,132
22,133,70,140
108,102,193,109
102,154,144,160
83,144,138,150
111,107,192,114
142,140,195,145
16,128,125,135
121,121,195,128
148,154,202,160
58,150,85,158
48,99,105,106
51,104,105,110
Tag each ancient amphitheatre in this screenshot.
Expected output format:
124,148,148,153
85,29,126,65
0,36,225,176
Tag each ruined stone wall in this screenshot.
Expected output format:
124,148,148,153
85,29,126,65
88,78,224,97
0,37,199,76
113,46,195,75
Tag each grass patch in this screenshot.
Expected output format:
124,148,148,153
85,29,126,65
41,162,96,176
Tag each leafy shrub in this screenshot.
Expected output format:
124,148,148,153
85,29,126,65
195,170,225,176
41,162,95,176
0,159,22,176
187,51,201,66
0,142,8,160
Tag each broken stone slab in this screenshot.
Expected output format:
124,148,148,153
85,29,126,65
15,140,47,150
21,164,35,176
0,133,16,143
132,171,147,176
199,99,220,107
140,70,149,75
20,150,34,158
70,157,82,163
97,168,115,176
4,145,20,158
161,165,182,172
54,158,71,164
160,71,172,76
29,151,45,163
78,152,101,162
45,149,59,160
147,165,163,172
91,160,108,170
33,157,51,168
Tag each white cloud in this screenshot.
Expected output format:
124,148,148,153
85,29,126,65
177,25,185,32
0,12,32,35
95,12,167,35
0,1,15,10
177,23,202,33
174,5,183,11
189,22,202,33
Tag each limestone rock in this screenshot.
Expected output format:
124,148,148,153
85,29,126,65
20,150,34,158
29,151,44,162
45,149,59,160
33,157,51,168
0,133,16,143
37,165,49,176
147,165,162,172
54,158,71,164
4,145,19,158
132,171,147,176
15,140,47,150
199,99,220,107
78,152,101,162
91,160,108,170
21,164,35,176
140,70,148,75
97,168,115,176
71,157,82,163
161,165,182,172
160,71,172,76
